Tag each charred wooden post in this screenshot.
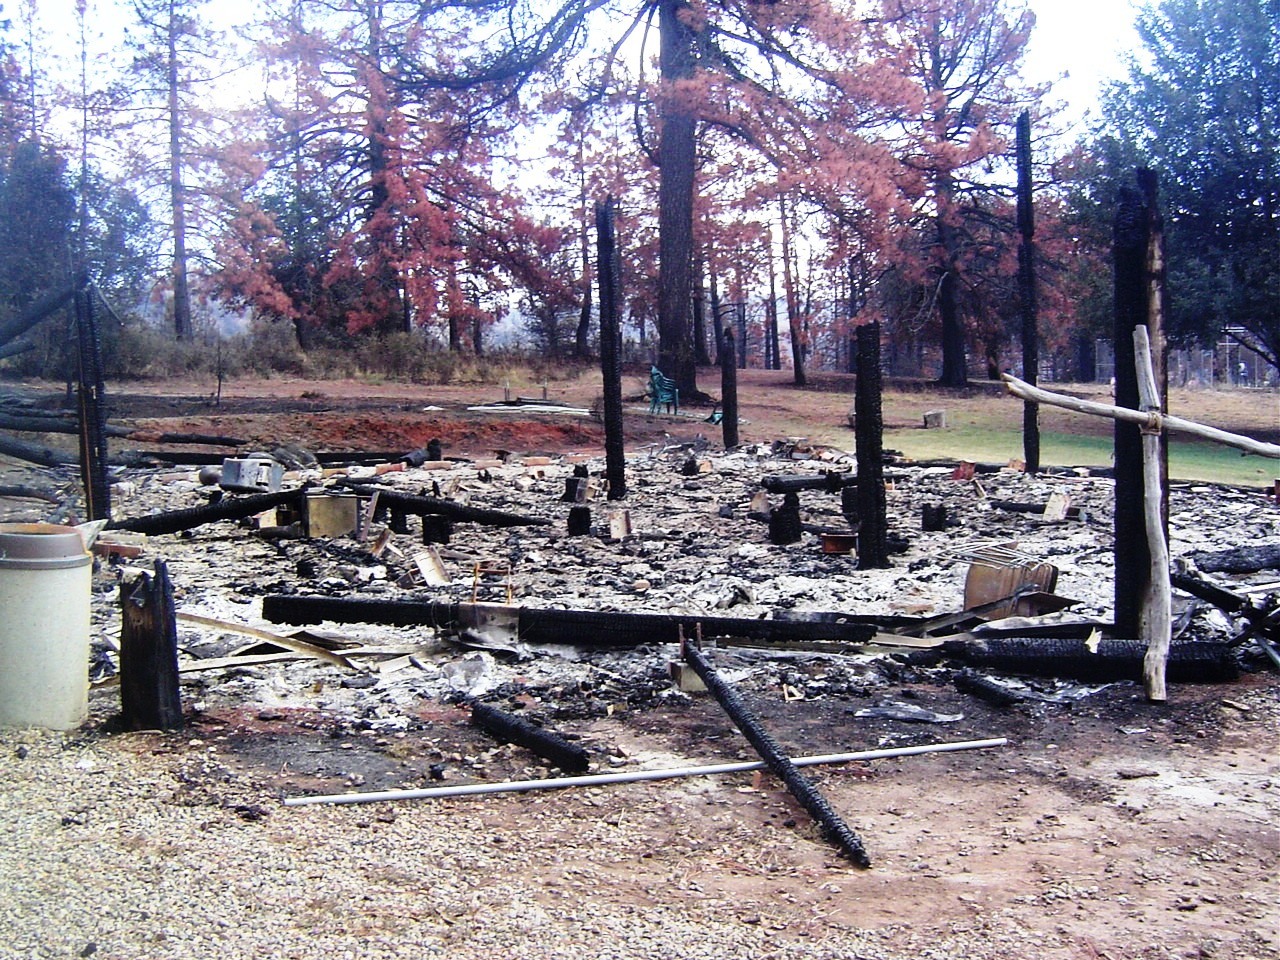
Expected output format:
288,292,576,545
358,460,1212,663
471,701,590,773
1016,111,1040,475
387,506,410,535
75,284,110,520
421,514,452,544
596,197,627,500
720,327,739,448
119,561,183,731
682,640,871,867
922,504,947,532
107,489,306,536
1113,170,1168,638
854,321,889,568
768,492,802,545
567,505,591,536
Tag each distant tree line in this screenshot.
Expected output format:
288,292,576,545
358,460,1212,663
0,0,1272,384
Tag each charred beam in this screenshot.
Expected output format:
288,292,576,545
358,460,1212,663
261,595,880,647
471,701,589,773
334,481,550,527
682,640,871,867
107,489,306,536
940,637,1236,684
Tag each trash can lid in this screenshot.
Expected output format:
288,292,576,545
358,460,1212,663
0,523,89,563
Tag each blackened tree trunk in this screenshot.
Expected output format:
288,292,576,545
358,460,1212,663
765,244,781,370
596,197,627,499
855,321,889,568
708,268,724,365
692,253,711,366
720,327,739,448
656,0,699,396
166,9,192,341
936,169,967,387
779,196,806,386
75,284,110,520
1016,111,1040,474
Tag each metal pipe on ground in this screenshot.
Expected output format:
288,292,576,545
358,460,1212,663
682,639,872,868
283,738,1007,806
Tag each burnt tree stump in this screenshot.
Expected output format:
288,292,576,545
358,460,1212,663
119,560,183,731
854,321,889,568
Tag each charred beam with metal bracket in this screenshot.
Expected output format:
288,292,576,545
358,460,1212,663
107,489,307,536
260,595,880,648
333,481,551,527
682,639,871,868
470,701,590,773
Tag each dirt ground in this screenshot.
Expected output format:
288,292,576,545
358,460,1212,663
1,368,1278,960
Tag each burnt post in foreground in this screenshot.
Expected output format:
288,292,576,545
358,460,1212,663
1016,110,1040,475
119,561,183,731
682,639,871,867
854,321,889,569
720,327,739,448
1113,170,1168,639
596,196,627,499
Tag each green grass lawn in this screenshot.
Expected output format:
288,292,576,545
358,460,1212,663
886,425,1277,487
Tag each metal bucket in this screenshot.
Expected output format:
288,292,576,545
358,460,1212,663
0,523,92,730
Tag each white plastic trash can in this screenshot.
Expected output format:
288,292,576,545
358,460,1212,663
0,523,92,730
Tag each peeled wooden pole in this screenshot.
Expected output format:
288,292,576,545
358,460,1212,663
1134,326,1173,701
1000,375,1280,460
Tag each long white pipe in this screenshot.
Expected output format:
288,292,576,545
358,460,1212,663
284,737,1008,806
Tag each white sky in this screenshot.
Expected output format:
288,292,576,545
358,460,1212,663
34,0,1144,141
1023,0,1143,131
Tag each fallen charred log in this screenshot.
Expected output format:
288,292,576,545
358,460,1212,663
470,701,590,773
0,484,61,504
0,414,134,437
682,640,871,867
0,433,78,467
762,471,857,494
1188,543,1280,575
108,489,306,536
261,595,881,647
940,637,1237,684
988,499,1082,520
334,481,551,528
1172,571,1280,645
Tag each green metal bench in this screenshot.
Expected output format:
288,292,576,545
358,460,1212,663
648,365,679,415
